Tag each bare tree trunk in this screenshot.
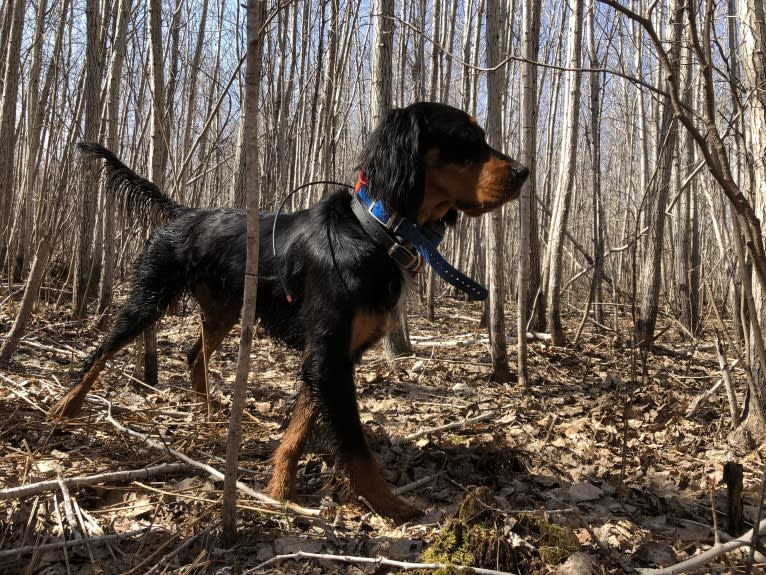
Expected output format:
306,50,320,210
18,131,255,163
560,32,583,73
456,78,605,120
671,52,700,337
15,0,48,279
538,16,565,322
176,0,208,204
223,0,265,545
485,0,511,383
96,0,130,320
140,0,170,387
738,0,766,400
317,0,339,180
581,0,605,338
371,0,393,124
424,0,442,322
518,0,541,386
371,0,412,357
305,1,327,189
72,0,103,319
0,0,24,268
0,240,51,365
635,0,683,351
545,0,584,346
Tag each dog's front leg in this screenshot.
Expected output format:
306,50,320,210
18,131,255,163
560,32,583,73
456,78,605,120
298,338,420,524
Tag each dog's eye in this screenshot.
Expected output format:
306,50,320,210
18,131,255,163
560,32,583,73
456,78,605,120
460,127,474,140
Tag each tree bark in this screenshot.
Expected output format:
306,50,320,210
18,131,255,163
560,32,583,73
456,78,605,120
222,0,265,545
371,0,412,358
0,240,51,365
518,0,541,386
634,0,683,351
485,0,511,383
15,0,48,279
72,0,103,319
96,0,131,320
545,0,584,346
0,0,24,267
140,0,170,387
585,0,605,335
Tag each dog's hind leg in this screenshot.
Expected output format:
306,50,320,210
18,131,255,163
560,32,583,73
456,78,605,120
187,313,238,397
49,303,166,418
50,245,182,419
268,388,318,501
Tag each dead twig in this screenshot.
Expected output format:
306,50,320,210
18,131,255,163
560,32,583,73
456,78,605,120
648,517,766,574
56,473,81,540
246,549,520,574
400,409,499,443
104,403,322,517
393,472,442,496
0,462,189,501
686,367,740,418
0,528,167,561
144,523,216,575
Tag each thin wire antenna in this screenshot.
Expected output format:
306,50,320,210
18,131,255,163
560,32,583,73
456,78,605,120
272,181,353,303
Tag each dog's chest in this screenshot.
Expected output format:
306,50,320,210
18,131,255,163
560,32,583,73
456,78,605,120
349,309,399,358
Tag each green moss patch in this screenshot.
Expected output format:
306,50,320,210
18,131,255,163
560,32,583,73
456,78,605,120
419,487,580,574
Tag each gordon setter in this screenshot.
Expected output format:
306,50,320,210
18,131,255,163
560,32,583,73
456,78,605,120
50,102,529,522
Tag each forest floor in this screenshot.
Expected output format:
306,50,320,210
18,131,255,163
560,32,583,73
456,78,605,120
0,288,764,574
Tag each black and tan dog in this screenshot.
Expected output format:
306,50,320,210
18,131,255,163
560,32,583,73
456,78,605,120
50,102,528,522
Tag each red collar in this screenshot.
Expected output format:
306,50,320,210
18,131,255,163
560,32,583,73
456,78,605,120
354,172,368,194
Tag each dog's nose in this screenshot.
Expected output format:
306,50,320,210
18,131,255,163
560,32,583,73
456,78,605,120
513,165,529,181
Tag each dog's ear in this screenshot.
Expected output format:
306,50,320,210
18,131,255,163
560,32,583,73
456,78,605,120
356,107,425,220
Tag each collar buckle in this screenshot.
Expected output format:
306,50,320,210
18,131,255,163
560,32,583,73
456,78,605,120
366,200,400,230
387,242,421,272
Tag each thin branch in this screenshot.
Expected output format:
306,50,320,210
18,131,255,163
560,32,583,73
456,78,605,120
0,527,165,560
400,409,499,442
648,517,766,574
388,13,671,99
0,462,189,501
104,404,321,517
247,550,520,575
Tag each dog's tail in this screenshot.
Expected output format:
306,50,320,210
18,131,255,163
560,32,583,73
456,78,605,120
78,141,188,224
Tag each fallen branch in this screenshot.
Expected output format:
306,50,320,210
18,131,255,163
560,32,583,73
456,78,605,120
400,409,498,443
56,473,81,539
104,404,322,517
144,523,217,575
715,333,741,428
393,472,442,496
685,359,740,418
246,550,519,575
0,373,47,413
0,527,164,560
648,517,766,574
0,462,189,501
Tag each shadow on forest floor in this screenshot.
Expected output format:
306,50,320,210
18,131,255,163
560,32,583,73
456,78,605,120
0,292,761,574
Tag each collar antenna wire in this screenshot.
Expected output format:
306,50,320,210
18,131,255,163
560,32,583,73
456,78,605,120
272,181,352,303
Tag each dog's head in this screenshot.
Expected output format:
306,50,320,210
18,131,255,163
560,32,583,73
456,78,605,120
356,102,528,226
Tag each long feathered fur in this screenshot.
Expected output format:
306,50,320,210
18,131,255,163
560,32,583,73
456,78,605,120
78,142,187,226
52,103,528,524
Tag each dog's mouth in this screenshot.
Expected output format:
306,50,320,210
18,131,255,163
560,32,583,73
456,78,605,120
463,162,529,216
456,200,503,217
457,171,528,216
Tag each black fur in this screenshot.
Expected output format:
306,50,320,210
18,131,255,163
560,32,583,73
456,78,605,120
51,102,529,523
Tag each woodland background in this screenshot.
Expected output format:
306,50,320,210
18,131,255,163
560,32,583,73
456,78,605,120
2,0,766,573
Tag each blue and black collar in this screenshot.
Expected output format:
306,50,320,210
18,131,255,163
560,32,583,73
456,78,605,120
351,174,488,301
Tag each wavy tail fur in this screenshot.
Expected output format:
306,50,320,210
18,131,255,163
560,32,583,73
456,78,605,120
77,141,188,225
